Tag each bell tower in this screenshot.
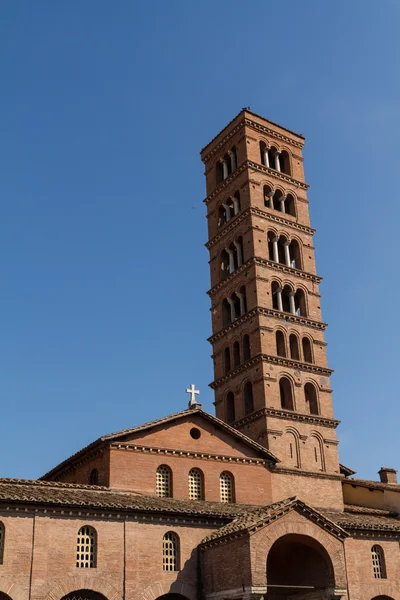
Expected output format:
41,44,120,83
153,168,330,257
201,109,340,477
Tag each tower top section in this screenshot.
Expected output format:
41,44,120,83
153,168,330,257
200,108,305,164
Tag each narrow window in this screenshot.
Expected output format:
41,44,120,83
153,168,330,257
280,151,291,175
280,377,294,410
294,289,307,317
289,334,300,360
244,381,254,415
276,330,286,357
220,472,234,503
290,239,302,269
233,191,240,215
242,334,251,361
304,382,319,415
89,468,99,485
222,299,231,326
218,204,227,227
239,286,247,314
233,341,240,368
285,193,296,216
156,465,172,498
0,522,4,564
226,392,235,423
371,545,386,579
302,337,313,363
163,532,180,572
76,526,96,568
224,347,231,373
220,250,230,280
188,468,204,500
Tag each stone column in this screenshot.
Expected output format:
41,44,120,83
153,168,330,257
263,147,270,167
283,241,291,267
222,159,229,180
227,297,235,322
268,191,275,210
234,241,243,266
229,150,236,171
289,291,296,315
276,287,283,312
272,237,279,263
223,203,232,222
226,248,235,273
280,195,286,213
236,292,246,316
233,195,240,215
274,150,281,172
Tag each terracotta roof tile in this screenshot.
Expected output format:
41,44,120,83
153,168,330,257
344,478,400,492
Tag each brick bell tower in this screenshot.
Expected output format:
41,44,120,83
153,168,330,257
201,109,340,477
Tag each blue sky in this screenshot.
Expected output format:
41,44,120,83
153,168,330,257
1,1,399,481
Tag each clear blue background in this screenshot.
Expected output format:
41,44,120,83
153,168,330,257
1,1,399,481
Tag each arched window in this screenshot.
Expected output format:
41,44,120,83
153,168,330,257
269,146,279,170
304,382,319,415
310,434,324,471
224,347,231,373
271,281,281,310
285,431,299,467
188,468,204,500
220,249,230,280
302,337,313,363
280,377,294,410
233,341,240,368
264,185,273,209
244,381,254,415
289,334,300,360
0,522,4,564
242,334,251,361
371,545,387,579
218,204,227,227
156,465,172,498
216,160,224,185
289,240,302,269
285,193,296,217
276,330,286,357
238,286,247,315
89,468,99,485
220,471,234,503
280,150,291,175
294,289,307,317
260,141,268,166
226,392,235,423
233,191,240,215
163,532,180,571
76,526,96,568
222,298,231,326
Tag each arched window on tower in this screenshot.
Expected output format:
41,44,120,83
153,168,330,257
233,341,240,368
220,249,230,281
290,240,302,269
224,347,231,373
156,465,172,498
280,151,291,175
289,334,300,361
276,330,286,357
220,471,234,503
76,526,97,568
279,377,294,410
310,434,324,471
243,381,254,415
302,337,313,363
371,545,387,579
0,522,4,564
239,286,247,315
222,299,231,326
233,191,240,215
284,193,296,216
89,468,99,485
226,392,235,423
188,468,204,500
243,334,251,361
264,185,273,209
294,289,307,317
163,532,180,572
304,382,319,415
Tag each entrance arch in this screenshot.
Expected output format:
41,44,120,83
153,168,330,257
0,594,13,600
267,534,335,598
61,592,108,600
156,595,190,600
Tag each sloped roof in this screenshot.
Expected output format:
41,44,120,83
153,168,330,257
0,478,251,518
41,407,278,480
343,478,400,493
323,505,400,532
200,497,348,545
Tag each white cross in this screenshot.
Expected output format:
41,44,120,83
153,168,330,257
186,384,200,407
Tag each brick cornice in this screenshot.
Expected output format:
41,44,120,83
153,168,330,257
233,407,340,429
271,465,343,481
206,207,315,250
207,257,322,298
202,115,304,164
209,353,332,389
204,161,308,206
208,308,327,345
110,442,268,466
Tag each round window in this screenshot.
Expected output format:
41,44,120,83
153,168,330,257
190,427,201,440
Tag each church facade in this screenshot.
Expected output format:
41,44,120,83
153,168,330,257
0,110,399,600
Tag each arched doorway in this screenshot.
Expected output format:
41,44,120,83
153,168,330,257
0,594,13,600
371,597,395,600
267,534,335,598
156,595,190,600
61,591,108,600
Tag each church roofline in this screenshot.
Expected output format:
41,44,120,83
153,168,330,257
40,407,278,481
343,477,400,493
